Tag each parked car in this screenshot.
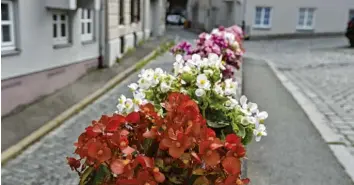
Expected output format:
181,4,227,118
166,14,186,25
345,17,354,47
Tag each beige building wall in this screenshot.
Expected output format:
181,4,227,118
245,0,354,36
105,0,166,66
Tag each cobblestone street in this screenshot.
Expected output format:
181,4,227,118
1,51,176,185
245,37,354,156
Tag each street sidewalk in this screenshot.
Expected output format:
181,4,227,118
243,58,353,185
1,37,171,154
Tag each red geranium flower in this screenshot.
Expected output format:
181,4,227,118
199,138,223,166
160,128,191,158
87,141,111,162
225,134,246,158
222,156,241,175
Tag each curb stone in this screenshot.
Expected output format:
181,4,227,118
255,57,354,182
1,41,175,164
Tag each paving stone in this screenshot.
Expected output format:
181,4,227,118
245,37,354,155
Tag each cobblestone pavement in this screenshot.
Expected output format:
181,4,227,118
1,27,197,185
1,52,176,185
245,37,354,156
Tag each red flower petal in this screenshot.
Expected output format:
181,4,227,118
169,145,185,158
135,156,154,168
203,150,220,166
122,146,135,155
222,156,241,175
126,112,140,123
110,159,127,175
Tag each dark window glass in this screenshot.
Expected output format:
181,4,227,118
87,23,91,33
87,10,91,19
81,23,85,34
119,0,124,24
2,3,9,20
53,14,57,21
61,23,66,37
61,15,66,21
2,25,11,42
53,24,57,38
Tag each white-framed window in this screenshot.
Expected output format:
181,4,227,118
1,0,16,51
254,7,272,28
52,12,69,45
81,9,93,42
297,8,315,30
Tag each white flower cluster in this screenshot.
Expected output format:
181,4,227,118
116,53,268,142
116,68,175,115
238,95,268,142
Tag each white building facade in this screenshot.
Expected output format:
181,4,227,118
105,0,166,66
187,0,354,37
1,0,166,116
1,0,101,115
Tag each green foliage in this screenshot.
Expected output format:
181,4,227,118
92,165,110,185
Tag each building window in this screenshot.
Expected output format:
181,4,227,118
130,0,135,23
254,7,272,28
297,8,315,30
119,0,124,25
349,9,354,20
1,0,16,51
81,9,93,41
136,0,140,22
53,12,69,45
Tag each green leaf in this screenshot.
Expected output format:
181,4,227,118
207,120,230,128
79,167,94,185
193,176,210,185
92,165,110,185
242,128,254,145
237,125,246,138
192,168,206,175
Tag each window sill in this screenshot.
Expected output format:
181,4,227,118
296,27,314,32
53,43,72,49
2,49,21,57
252,25,271,30
82,40,95,45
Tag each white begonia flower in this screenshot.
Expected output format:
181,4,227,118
173,60,184,75
181,79,186,85
196,74,211,90
128,83,139,92
154,68,164,76
208,53,225,70
204,69,213,76
225,32,235,43
182,65,192,73
239,95,252,116
213,84,224,96
253,124,267,142
195,88,206,97
138,78,152,90
160,82,171,93
224,79,238,96
124,98,134,113
224,97,239,109
175,54,184,63
192,54,201,62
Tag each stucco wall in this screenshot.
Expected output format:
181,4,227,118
246,0,354,36
1,0,100,80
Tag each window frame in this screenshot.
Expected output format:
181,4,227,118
253,6,272,29
297,8,315,30
52,11,69,45
81,9,94,42
1,0,16,51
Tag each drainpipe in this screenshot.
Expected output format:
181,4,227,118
142,0,146,40
98,0,106,68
